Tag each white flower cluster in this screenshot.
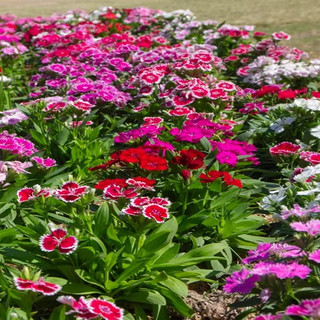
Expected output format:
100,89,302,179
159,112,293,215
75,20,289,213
270,117,296,133
242,57,320,85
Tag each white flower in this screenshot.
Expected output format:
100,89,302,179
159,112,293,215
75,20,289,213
270,117,296,133
310,125,320,139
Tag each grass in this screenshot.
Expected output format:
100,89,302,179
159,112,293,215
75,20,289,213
1,0,320,57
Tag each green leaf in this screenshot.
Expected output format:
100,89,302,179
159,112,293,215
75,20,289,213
94,203,110,238
160,275,188,297
49,305,66,320
75,269,104,289
119,289,166,305
153,242,227,269
116,258,150,283
56,127,70,145
138,217,178,257
62,282,103,295
0,228,18,242
157,286,194,317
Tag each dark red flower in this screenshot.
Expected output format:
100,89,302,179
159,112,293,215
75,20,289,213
139,155,168,171
173,149,206,170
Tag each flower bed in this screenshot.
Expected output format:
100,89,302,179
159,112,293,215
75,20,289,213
0,6,320,320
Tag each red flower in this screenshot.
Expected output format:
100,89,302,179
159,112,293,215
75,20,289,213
142,204,169,223
172,93,195,107
277,90,298,100
40,228,78,254
17,186,51,203
312,91,320,98
14,277,62,296
119,148,148,163
126,177,156,190
200,170,224,183
173,149,206,170
95,178,128,190
53,181,89,202
103,185,138,200
223,172,243,188
139,155,168,171
270,142,300,156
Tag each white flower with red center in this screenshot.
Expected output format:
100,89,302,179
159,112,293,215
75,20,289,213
103,184,139,200
216,81,237,91
14,277,62,295
142,204,169,223
57,296,98,319
17,185,51,203
40,228,78,255
44,101,67,112
126,177,156,191
31,156,57,168
53,181,89,203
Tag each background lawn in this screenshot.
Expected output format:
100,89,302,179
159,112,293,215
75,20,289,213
1,0,320,57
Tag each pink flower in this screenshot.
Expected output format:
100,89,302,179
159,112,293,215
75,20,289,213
223,269,260,294
103,184,139,200
53,181,89,203
286,299,320,317
290,219,320,236
269,142,300,156
57,296,98,319
58,296,123,320
88,298,123,320
281,204,320,219
272,31,291,41
14,277,62,295
31,156,57,168
40,228,78,255
254,315,283,320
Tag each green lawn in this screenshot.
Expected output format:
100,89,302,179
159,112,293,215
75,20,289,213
1,0,320,57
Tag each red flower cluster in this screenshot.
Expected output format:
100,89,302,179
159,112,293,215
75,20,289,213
200,170,243,188
172,149,206,170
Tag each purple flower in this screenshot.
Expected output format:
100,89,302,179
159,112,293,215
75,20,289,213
281,204,320,220
290,219,320,236
242,243,272,264
254,315,283,320
0,108,28,126
223,269,259,294
285,299,320,317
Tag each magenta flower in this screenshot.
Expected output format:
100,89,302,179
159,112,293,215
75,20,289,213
242,243,273,264
14,277,62,295
254,315,283,320
290,219,320,236
57,296,97,319
251,261,311,279
281,204,320,220
269,142,300,156
216,151,238,167
285,299,320,317
223,269,260,294
309,249,320,263
40,228,78,255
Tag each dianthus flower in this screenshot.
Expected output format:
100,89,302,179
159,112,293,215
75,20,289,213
223,269,260,294
269,142,300,156
290,219,320,236
285,299,320,317
15,277,62,295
